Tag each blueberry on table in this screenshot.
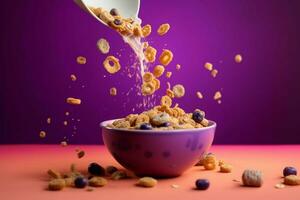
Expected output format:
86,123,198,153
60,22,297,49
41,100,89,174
88,162,105,176
195,179,210,190
192,111,204,123
74,177,88,188
283,167,297,177
140,123,152,130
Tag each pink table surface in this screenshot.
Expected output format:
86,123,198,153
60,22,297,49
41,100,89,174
0,145,299,200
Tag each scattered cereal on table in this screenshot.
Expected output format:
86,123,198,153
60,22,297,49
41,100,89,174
89,177,108,187
172,84,185,98
137,177,157,187
213,91,222,100
235,54,243,63
103,55,121,74
157,23,170,36
111,170,127,180
153,65,165,78
166,71,172,78
97,38,110,54
171,184,179,189
86,187,94,192
211,69,218,78
110,87,117,96
242,169,263,187
274,183,285,189
141,24,152,37
47,169,62,179
159,49,173,66
39,131,46,138
284,175,300,185
70,74,77,81
204,62,213,71
144,46,157,63
220,164,233,173
106,166,118,175
77,150,85,159
88,162,105,176
76,56,86,64
196,91,203,99
48,179,65,191
203,154,217,170
66,97,81,105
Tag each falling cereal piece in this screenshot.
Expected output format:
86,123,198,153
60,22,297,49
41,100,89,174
166,71,172,78
39,131,46,138
172,84,185,98
196,91,203,99
65,112,70,116
47,117,51,124
217,100,222,104
157,23,170,36
214,91,222,100
171,184,179,189
274,183,285,189
77,150,85,159
142,42,149,49
110,87,117,96
63,121,68,126
144,46,157,63
70,74,77,81
103,56,121,74
61,141,67,147
159,49,173,66
153,65,165,78
211,69,218,78
142,82,155,96
204,62,213,71
66,97,81,105
235,54,243,63
143,72,154,82
76,56,86,64
141,24,152,37
176,64,181,70
97,38,110,54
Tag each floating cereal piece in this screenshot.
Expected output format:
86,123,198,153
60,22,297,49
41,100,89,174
76,56,86,64
63,121,68,126
166,71,172,78
77,150,85,159
143,72,154,82
204,62,213,71
235,54,243,63
217,100,222,104
159,49,173,66
103,56,121,74
152,78,160,90
196,91,203,99
161,95,172,107
111,170,127,180
97,38,110,54
47,169,62,179
242,170,263,187
153,65,165,77
141,24,152,37
48,179,65,191
66,97,81,105
144,46,157,63
274,183,285,189
39,131,46,138
166,89,175,98
89,177,108,187
137,177,157,187
157,23,170,36
61,141,67,147
133,25,143,37
142,82,155,95
172,84,185,98
284,175,300,185
65,112,70,116
176,64,181,70
220,164,233,173
213,91,222,100
46,117,51,124
70,74,77,81
211,69,218,78
142,42,149,49
110,87,117,96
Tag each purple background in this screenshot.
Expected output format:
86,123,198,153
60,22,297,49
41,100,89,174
1,0,300,144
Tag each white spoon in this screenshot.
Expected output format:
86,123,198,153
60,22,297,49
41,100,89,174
74,0,141,26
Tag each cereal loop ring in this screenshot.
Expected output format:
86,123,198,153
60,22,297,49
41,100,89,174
103,56,121,74
97,38,110,54
172,84,185,98
159,49,173,66
157,23,170,36
153,65,165,77
142,24,152,37
152,78,160,90
142,82,155,95
161,95,172,107
144,46,157,63
143,72,154,82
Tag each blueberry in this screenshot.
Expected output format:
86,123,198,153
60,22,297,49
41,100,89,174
110,8,119,16
159,122,170,127
195,179,210,190
74,177,88,188
283,167,297,177
88,162,105,176
113,19,122,25
140,123,152,130
192,111,204,123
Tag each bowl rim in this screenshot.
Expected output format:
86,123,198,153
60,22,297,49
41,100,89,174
100,119,216,134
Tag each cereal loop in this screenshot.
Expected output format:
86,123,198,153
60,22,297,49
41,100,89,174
142,82,155,95
157,23,170,36
159,49,173,66
152,78,160,90
161,95,172,107
153,65,165,78
76,56,86,64
103,56,121,74
144,46,157,63
172,84,185,98
110,87,117,96
97,38,110,54
142,24,152,37
143,72,154,82
66,97,81,105
204,62,213,71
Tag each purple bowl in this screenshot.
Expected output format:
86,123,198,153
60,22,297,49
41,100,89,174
100,119,216,177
